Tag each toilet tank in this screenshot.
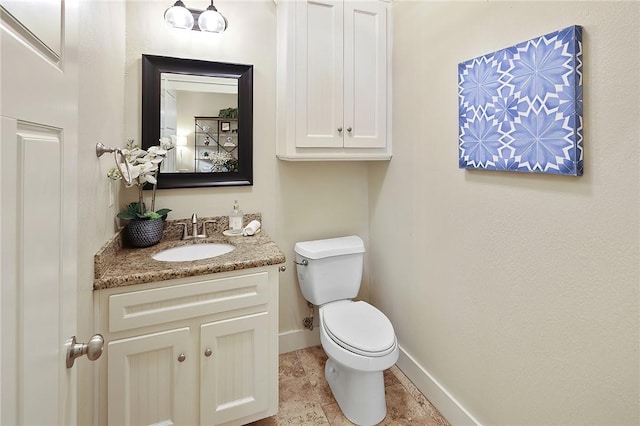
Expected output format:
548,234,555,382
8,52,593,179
294,236,365,305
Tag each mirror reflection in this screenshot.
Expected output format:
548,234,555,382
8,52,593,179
141,54,253,188
160,73,239,173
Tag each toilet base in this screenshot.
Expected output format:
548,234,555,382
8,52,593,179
325,358,387,426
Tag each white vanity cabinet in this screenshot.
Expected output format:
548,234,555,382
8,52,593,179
276,0,391,160
95,266,279,426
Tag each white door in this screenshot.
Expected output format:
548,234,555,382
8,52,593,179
1,1,79,425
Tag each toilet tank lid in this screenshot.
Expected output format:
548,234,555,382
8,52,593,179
295,236,365,259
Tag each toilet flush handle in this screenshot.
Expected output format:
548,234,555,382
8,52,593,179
294,259,308,266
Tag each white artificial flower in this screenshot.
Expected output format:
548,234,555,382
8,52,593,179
108,140,171,218
148,146,168,156
158,137,174,151
210,151,232,166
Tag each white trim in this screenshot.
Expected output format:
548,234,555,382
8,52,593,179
396,345,482,426
278,329,320,354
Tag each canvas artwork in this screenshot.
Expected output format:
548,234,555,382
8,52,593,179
458,25,583,175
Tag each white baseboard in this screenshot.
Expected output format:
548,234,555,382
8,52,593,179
278,328,320,354
396,345,482,426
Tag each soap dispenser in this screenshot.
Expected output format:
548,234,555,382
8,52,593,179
228,200,244,234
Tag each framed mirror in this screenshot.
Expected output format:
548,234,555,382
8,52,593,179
142,54,253,188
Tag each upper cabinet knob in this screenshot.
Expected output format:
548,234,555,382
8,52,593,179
347,127,352,133
337,127,343,132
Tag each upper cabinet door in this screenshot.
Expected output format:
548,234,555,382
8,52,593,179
343,1,387,149
277,0,392,160
295,0,344,148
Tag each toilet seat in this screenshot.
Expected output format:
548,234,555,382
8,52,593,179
322,301,396,357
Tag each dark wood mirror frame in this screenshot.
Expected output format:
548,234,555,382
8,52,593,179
141,54,253,188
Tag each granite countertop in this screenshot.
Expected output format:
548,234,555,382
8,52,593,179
94,213,286,290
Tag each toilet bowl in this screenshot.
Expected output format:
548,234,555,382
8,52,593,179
294,236,399,425
320,300,399,425
320,300,398,371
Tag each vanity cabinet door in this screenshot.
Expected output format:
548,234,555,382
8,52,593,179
200,312,270,425
107,327,197,426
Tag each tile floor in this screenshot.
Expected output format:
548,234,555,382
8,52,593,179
247,346,450,425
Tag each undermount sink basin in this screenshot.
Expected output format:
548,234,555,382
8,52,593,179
152,243,235,262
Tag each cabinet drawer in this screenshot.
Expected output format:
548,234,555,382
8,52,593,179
108,272,268,332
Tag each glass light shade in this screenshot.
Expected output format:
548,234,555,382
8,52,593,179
164,1,194,30
198,9,226,33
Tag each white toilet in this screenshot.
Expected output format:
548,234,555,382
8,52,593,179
295,235,399,426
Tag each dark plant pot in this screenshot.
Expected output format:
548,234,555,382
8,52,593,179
124,218,164,248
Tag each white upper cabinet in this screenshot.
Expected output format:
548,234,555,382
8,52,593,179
277,0,391,160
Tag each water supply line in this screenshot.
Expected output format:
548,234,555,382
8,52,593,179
303,301,314,330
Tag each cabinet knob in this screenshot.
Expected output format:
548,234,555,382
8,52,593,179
279,265,286,272
204,348,213,357
178,353,186,362
347,127,352,133
337,127,343,132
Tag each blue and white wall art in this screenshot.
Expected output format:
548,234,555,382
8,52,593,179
458,25,583,175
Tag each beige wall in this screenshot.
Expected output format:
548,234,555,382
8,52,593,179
82,1,639,424
123,0,370,345
78,1,126,424
370,1,639,424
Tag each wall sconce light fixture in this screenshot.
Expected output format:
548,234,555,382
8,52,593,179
164,0,227,33
176,135,188,146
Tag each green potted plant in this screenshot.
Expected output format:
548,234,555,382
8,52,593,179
218,107,238,119
108,139,173,248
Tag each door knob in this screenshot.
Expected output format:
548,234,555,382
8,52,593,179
66,334,104,368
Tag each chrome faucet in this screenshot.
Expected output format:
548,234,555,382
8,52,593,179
191,213,199,238
178,214,216,240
